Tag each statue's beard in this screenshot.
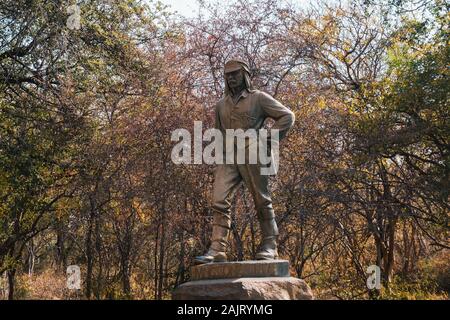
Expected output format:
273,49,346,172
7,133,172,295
228,81,245,95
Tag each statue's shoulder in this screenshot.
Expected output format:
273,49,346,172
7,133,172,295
252,89,270,99
252,90,281,105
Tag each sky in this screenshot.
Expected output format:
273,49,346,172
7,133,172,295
158,0,203,18
158,0,313,18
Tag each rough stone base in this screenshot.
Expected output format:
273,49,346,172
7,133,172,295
172,277,314,300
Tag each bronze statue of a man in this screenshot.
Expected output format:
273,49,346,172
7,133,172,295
195,59,295,264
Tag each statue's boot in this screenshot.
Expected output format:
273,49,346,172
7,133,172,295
256,209,279,260
194,212,230,264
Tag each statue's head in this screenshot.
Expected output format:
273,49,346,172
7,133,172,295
224,59,254,96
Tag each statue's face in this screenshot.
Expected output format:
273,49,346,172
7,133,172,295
225,69,244,91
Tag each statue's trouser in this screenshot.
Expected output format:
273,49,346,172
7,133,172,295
195,160,279,264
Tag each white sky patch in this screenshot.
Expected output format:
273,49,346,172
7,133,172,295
158,0,200,18
157,0,315,19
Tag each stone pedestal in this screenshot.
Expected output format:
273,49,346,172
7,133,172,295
172,260,314,300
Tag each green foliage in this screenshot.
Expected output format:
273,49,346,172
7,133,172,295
0,0,166,274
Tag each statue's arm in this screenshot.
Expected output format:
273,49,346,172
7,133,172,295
258,91,295,140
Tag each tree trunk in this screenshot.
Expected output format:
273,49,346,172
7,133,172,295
94,213,103,299
85,207,94,299
157,217,165,300
7,268,16,300
175,230,186,286
55,219,67,272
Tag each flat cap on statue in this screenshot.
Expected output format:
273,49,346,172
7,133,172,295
224,59,251,74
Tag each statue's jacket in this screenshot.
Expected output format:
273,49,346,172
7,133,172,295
214,89,295,159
